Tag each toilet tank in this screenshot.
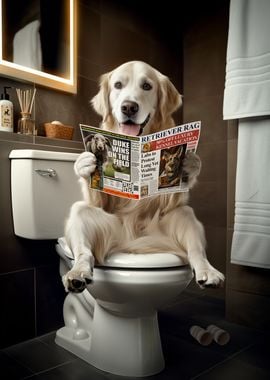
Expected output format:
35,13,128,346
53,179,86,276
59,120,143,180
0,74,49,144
9,149,81,239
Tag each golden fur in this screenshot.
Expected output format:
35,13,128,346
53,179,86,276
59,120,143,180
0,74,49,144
63,61,224,293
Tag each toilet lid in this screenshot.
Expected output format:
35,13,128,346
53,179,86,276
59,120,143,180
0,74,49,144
101,252,187,268
57,237,187,269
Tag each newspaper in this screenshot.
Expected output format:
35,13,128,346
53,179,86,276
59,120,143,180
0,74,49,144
80,121,201,199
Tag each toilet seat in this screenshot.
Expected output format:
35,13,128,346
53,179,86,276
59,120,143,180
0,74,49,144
100,252,187,268
57,237,188,269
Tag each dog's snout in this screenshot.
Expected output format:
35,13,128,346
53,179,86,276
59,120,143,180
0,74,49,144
121,101,139,117
97,144,103,150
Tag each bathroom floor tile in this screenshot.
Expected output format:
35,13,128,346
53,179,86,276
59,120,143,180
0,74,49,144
203,318,265,359
161,333,227,380
37,332,61,347
158,293,267,363
0,351,34,380
158,293,225,342
162,293,225,323
192,356,270,380
22,359,109,380
232,340,270,372
106,333,227,380
4,339,76,374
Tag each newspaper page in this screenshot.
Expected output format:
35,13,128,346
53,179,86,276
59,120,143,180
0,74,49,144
80,121,201,199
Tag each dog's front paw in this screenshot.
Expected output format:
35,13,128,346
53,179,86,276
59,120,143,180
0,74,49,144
62,271,93,293
62,267,94,293
74,151,97,179
183,152,201,178
195,264,225,289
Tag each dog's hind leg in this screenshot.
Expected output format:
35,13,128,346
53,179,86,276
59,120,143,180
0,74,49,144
63,201,122,293
160,206,225,289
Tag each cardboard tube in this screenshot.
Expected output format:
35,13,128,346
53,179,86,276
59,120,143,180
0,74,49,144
206,324,230,345
190,325,213,346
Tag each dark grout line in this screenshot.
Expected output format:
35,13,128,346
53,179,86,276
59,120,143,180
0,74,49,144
3,350,36,378
190,343,255,380
21,359,77,380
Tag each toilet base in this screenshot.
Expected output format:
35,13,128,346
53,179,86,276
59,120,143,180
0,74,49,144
56,302,165,377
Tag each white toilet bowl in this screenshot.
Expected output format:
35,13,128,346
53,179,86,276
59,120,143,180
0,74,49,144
55,238,193,377
8,149,192,376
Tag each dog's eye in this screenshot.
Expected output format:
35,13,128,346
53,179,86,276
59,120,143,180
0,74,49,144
114,81,122,89
142,82,152,91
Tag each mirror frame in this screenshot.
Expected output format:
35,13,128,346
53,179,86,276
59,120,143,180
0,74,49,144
0,0,77,93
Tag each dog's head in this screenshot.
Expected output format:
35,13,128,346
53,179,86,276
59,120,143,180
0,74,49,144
84,133,111,155
91,61,182,136
163,146,183,178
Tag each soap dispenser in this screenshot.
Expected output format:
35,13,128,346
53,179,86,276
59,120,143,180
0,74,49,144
0,86,14,132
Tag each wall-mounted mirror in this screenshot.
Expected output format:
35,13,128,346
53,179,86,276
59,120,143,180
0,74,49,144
0,0,76,93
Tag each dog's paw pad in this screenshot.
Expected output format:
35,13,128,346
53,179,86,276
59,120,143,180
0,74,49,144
69,279,86,292
195,269,225,289
63,270,93,293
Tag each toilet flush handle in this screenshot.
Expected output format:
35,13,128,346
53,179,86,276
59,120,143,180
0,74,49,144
35,168,57,177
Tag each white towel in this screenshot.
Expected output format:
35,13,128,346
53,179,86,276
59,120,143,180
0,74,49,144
13,20,42,71
231,118,270,268
223,0,270,120
224,0,270,268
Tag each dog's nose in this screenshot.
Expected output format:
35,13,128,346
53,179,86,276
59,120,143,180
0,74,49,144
121,101,139,117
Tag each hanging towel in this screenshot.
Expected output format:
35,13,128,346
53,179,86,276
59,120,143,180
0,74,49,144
231,118,270,268
224,0,270,268
13,20,42,71
223,0,270,120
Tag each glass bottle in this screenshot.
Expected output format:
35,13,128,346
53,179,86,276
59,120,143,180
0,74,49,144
17,112,35,135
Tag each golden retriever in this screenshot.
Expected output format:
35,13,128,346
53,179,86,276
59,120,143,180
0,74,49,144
63,61,225,293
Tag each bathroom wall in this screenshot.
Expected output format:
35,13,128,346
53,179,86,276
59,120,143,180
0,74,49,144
0,0,183,348
182,0,229,299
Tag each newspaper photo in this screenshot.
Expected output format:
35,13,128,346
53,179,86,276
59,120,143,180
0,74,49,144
80,121,201,199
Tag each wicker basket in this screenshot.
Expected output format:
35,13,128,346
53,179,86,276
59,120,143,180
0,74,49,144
44,123,74,140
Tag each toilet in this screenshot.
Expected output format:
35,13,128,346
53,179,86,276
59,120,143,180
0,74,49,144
9,149,81,239
9,149,193,378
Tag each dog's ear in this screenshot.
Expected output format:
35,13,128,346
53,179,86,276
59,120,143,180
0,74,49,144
84,134,94,144
91,72,111,121
84,134,94,152
105,137,111,148
86,141,91,152
175,146,183,156
162,151,170,160
158,75,182,123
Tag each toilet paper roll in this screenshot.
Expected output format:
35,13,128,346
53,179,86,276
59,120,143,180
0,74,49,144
206,324,230,345
190,325,213,346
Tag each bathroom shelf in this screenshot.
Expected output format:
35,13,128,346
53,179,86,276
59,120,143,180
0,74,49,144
0,131,84,151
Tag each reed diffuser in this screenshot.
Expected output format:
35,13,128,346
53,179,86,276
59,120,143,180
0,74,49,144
16,88,36,134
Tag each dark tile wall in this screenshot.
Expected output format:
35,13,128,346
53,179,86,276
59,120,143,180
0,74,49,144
182,0,229,299
0,0,182,348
